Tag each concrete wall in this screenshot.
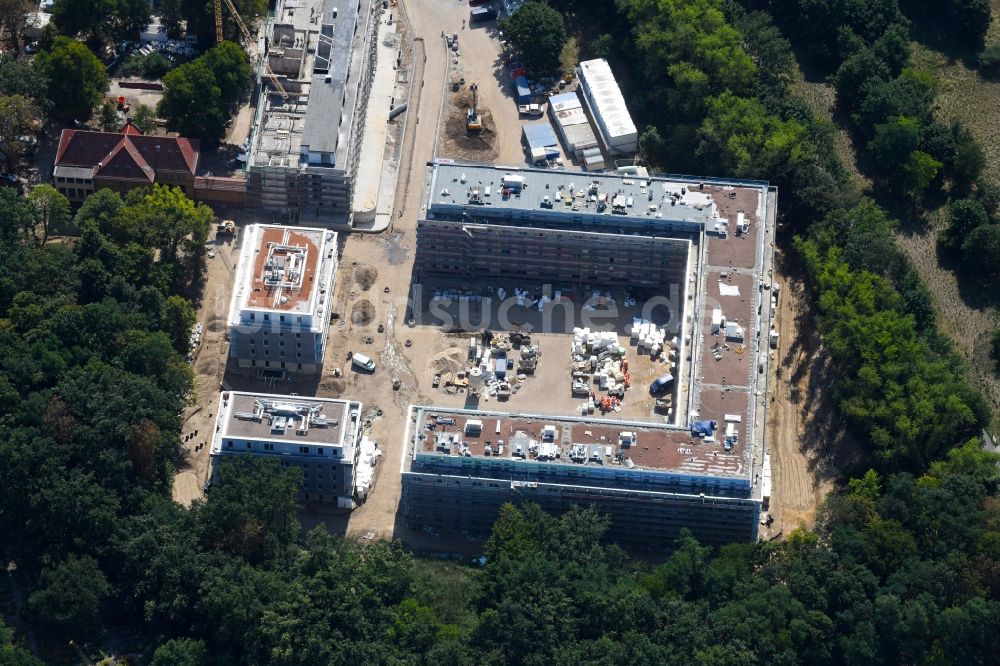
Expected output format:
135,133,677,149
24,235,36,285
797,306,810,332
229,326,324,374
194,176,247,206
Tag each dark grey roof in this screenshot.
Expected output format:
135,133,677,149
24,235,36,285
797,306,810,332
302,78,345,154
301,0,358,156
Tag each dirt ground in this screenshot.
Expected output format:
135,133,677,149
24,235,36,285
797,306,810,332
404,280,677,420
762,254,857,538
439,89,500,162
170,210,279,506
436,18,548,166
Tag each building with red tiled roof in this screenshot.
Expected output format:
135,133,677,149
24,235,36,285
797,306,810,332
52,120,199,202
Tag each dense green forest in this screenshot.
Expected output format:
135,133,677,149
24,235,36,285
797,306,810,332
3,0,1000,662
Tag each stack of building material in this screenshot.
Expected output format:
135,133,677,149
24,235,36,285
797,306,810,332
354,436,381,501
572,327,619,354
630,317,668,358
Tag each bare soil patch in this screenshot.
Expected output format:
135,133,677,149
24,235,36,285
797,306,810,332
355,264,379,291
352,299,376,326
765,252,862,537
439,89,500,162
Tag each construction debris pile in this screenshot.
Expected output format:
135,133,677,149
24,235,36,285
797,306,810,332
187,322,203,364
570,328,631,414
433,330,541,401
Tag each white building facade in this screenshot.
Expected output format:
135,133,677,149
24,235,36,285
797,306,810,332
210,391,364,508
227,224,338,375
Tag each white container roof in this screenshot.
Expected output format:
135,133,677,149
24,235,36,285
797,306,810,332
578,59,637,141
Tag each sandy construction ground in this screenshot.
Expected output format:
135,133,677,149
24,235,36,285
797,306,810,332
763,252,858,538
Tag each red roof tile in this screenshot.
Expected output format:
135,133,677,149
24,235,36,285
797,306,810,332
99,137,155,182
54,129,200,178
120,120,143,135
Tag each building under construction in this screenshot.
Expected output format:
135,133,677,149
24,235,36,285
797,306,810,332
227,224,338,375
406,161,778,549
416,162,733,287
210,391,369,508
244,0,380,224
402,407,760,548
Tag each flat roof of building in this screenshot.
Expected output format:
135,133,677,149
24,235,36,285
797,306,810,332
229,224,337,321
214,391,361,449
553,106,589,127
409,406,748,478
426,162,768,230
522,123,558,150
414,163,775,489
249,0,365,168
549,91,581,112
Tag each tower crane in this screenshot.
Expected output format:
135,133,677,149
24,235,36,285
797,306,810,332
215,0,289,101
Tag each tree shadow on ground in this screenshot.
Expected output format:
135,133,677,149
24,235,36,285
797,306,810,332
773,246,869,486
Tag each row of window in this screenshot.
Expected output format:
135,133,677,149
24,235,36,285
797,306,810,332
246,349,304,359
247,313,305,324
248,360,304,370
57,187,92,200
251,339,303,347
224,440,332,456
55,176,90,185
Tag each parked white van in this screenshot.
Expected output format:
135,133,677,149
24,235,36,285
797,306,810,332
351,353,375,371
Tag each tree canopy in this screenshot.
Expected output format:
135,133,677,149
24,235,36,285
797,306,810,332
51,0,151,41
0,95,37,173
498,2,568,75
35,37,108,124
158,41,250,142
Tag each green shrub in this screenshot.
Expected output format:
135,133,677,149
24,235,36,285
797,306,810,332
978,43,1000,78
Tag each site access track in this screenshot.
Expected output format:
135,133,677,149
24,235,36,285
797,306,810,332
312,0,487,551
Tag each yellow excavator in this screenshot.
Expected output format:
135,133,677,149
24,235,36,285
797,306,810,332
466,83,482,132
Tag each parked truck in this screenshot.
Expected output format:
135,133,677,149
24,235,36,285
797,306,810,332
470,5,496,21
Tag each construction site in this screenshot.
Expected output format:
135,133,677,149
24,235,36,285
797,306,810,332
243,0,382,223
172,0,815,552
391,161,779,549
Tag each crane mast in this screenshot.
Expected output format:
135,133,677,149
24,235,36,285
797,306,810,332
214,0,289,101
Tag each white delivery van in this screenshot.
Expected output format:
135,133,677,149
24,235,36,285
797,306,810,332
351,353,375,371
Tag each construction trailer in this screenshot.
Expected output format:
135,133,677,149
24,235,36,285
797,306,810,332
470,5,496,21
548,91,599,158
576,58,638,155
522,123,559,164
